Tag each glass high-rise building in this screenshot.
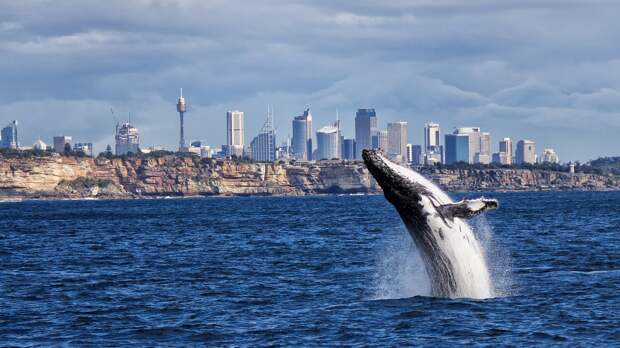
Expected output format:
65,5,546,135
250,132,276,162
444,133,470,164
412,145,423,165
354,108,377,159
343,139,356,160
0,120,18,149
316,126,340,160
292,108,313,161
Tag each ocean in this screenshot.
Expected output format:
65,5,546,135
1,192,619,346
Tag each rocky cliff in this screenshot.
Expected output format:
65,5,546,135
0,154,618,200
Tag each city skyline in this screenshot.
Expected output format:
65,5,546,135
1,1,620,161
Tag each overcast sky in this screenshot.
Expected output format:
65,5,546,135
1,0,619,161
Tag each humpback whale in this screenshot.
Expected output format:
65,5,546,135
363,149,498,298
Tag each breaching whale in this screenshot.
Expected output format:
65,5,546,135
363,149,498,298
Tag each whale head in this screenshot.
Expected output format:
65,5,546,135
362,148,449,208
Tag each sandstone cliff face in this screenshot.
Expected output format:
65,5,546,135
419,167,620,191
0,155,375,199
0,154,618,200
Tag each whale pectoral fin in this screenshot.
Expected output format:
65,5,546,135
438,198,498,220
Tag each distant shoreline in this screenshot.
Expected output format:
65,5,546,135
1,153,619,201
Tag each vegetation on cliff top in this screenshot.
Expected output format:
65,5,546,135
2,148,620,177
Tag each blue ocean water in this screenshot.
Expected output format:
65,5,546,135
1,192,619,346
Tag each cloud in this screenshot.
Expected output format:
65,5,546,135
0,0,619,161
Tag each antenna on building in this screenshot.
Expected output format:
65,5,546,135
110,108,119,137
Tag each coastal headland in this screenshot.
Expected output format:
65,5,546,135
1,152,619,200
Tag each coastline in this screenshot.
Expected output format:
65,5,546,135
1,153,619,202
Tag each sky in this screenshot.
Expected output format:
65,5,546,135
1,0,619,161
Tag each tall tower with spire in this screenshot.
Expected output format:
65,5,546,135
176,88,187,151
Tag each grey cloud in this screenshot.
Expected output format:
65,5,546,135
0,0,619,161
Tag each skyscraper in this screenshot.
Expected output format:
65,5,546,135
424,123,440,150
316,125,340,160
250,107,276,162
53,135,73,153
475,132,491,164
444,133,470,164
387,121,408,162
454,127,481,164
516,139,536,164
412,145,423,165
354,108,377,159
226,110,244,157
177,88,187,151
423,122,443,164
343,139,356,160
497,137,513,165
292,108,313,161
371,129,388,151
0,120,18,149
115,123,139,155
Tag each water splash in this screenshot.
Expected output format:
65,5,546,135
372,229,431,299
373,216,512,300
471,215,514,297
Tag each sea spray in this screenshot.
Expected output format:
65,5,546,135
372,227,431,299
372,215,512,300
471,215,514,297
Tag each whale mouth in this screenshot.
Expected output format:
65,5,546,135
362,148,428,203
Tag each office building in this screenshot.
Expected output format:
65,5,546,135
251,132,276,162
412,145,423,165
250,110,276,162
424,149,442,165
453,127,481,164
497,138,513,165
292,108,313,161
423,122,443,164
492,152,512,165
189,141,212,158
476,132,491,164
444,133,470,164
516,139,536,164
73,143,93,157
387,121,408,162
371,129,388,151
424,123,440,150
343,139,356,160
226,110,244,157
115,123,139,155
539,148,559,164
0,120,18,149
53,135,73,153
355,108,377,159
316,125,340,160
